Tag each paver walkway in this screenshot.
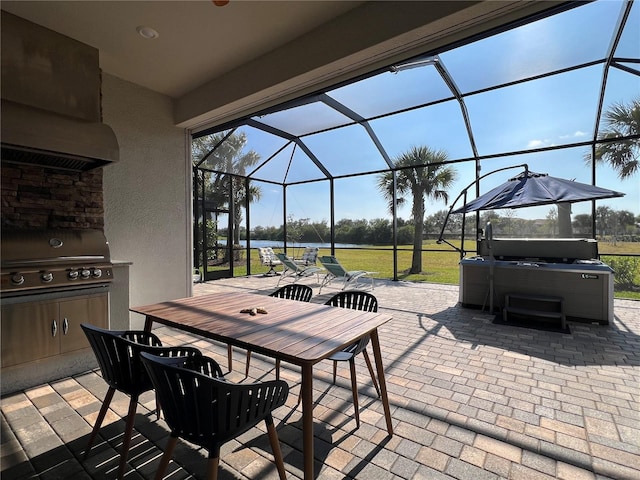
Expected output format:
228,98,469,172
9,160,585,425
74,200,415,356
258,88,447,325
2,276,639,479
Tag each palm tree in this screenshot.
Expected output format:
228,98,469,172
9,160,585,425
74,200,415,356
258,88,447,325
377,146,456,274
587,97,639,180
193,132,262,246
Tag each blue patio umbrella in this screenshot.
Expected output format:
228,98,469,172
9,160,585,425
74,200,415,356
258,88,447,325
451,170,624,214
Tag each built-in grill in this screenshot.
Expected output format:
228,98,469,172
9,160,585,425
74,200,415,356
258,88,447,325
0,4,120,396
459,238,614,324
1,229,113,297
1,229,113,394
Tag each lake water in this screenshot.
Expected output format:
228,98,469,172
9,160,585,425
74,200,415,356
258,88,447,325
238,240,365,249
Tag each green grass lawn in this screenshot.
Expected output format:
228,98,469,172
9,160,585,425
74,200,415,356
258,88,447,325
204,240,640,300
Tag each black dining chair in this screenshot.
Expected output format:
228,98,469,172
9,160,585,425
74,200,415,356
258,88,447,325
236,283,313,378
81,324,202,480
324,290,381,428
140,352,289,480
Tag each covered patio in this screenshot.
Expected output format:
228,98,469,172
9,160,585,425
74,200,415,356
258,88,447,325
3,277,639,480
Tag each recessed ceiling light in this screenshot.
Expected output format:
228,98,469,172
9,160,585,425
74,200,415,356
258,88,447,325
136,26,159,39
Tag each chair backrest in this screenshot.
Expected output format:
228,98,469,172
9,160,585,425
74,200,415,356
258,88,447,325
299,247,319,265
276,252,299,271
319,255,348,277
81,324,200,396
324,290,378,312
270,284,313,302
324,291,378,355
140,352,289,450
258,247,277,264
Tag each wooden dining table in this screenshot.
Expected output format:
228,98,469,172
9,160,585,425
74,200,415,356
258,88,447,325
130,291,394,480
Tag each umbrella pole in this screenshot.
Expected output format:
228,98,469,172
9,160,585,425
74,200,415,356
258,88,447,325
486,222,495,314
489,252,495,314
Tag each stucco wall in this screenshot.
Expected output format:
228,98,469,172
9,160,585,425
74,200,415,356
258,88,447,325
101,74,191,328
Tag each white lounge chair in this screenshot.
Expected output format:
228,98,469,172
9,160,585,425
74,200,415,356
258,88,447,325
294,246,319,266
258,247,282,276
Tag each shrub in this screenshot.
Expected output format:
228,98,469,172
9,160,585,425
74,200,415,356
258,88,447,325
603,256,640,289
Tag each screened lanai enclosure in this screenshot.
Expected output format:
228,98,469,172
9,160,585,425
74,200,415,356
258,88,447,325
193,0,639,289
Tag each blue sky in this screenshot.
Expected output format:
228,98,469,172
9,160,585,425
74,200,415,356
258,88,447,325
205,0,639,230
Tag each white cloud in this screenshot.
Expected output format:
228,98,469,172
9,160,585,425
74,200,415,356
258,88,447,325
527,139,547,148
559,130,587,140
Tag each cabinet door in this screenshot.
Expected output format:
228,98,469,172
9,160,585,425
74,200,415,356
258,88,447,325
1,302,59,367
59,294,108,354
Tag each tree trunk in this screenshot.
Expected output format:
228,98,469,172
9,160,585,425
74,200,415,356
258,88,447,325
233,218,241,245
557,203,572,238
410,190,425,274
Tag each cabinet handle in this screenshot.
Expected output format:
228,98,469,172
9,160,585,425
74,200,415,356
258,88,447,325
63,318,69,335
52,319,57,337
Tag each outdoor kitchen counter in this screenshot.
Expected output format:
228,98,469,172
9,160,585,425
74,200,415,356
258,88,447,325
110,261,132,330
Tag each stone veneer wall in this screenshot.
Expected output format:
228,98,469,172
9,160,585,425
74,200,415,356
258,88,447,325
1,163,103,230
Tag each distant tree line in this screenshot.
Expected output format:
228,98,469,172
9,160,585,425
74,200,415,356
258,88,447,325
245,217,417,245
236,206,640,245
444,207,640,240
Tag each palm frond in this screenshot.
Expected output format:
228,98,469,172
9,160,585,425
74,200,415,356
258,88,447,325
595,97,640,179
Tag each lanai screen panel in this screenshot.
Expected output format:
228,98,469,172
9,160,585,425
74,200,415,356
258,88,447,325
370,99,474,161
285,182,331,237
302,124,390,177
248,179,285,238
251,142,327,184
255,100,353,137
333,174,393,225
466,66,604,157
440,1,623,94
326,63,453,119
613,0,639,60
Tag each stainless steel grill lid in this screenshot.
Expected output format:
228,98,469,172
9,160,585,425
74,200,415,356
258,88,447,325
1,229,110,266
1,229,113,294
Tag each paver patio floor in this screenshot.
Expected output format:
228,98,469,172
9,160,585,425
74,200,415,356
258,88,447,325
2,276,639,479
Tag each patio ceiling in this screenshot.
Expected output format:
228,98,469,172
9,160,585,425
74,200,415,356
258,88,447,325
194,0,639,187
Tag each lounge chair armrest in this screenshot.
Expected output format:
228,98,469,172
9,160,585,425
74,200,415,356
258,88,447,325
347,270,377,280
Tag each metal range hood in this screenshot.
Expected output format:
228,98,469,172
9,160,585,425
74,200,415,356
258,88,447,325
1,12,119,172
1,100,120,172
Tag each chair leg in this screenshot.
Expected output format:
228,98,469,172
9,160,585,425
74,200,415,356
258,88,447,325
275,359,281,380
206,446,221,480
84,386,116,459
361,349,381,397
207,458,220,480
318,274,332,293
117,394,139,480
265,415,287,480
245,350,252,377
154,436,178,480
332,360,338,384
155,392,162,420
227,344,233,372
349,359,360,428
